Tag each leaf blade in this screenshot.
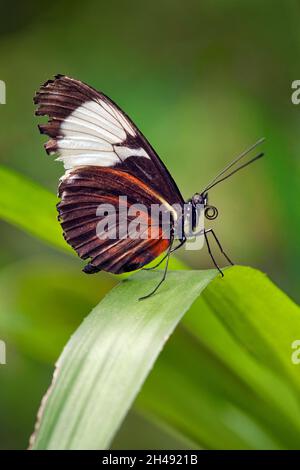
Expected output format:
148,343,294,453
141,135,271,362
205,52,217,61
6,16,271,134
0,165,70,252
30,266,300,450
30,269,217,450
135,266,300,449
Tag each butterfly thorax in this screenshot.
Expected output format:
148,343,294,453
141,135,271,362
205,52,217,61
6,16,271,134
179,192,218,240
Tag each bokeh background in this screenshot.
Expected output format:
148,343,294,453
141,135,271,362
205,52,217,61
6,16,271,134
0,0,299,449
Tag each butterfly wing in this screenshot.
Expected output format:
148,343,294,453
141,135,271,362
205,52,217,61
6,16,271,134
35,75,184,273
34,75,184,206
57,166,171,274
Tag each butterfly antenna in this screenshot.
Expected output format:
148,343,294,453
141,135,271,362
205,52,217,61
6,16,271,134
204,151,264,192
201,137,265,194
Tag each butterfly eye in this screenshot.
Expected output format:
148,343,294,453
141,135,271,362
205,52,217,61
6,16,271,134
205,205,218,220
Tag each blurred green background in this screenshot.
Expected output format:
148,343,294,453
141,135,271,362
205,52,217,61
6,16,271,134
0,0,299,449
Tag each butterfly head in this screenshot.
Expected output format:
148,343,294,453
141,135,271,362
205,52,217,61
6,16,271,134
182,192,218,238
191,192,219,221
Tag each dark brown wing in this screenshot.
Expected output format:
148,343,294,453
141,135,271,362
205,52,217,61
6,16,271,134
34,74,184,206
58,166,171,274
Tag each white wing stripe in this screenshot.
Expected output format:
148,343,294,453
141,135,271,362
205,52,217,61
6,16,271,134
73,107,125,137
98,99,121,123
58,152,117,160
60,123,107,141
54,100,147,170
82,100,122,128
57,149,113,157
114,146,150,160
98,99,136,137
58,154,118,169
81,101,120,127
113,108,136,136
68,111,125,141
57,134,105,143
61,118,122,143
57,139,113,151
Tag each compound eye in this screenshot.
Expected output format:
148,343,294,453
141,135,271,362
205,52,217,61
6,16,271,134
205,205,218,220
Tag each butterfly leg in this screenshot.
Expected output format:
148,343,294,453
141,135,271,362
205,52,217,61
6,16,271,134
171,236,186,252
139,232,175,300
205,229,234,266
204,230,224,277
142,237,186,271
141,253,168,271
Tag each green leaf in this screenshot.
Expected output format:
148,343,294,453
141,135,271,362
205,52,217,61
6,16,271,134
30,267,300,450
30,269,217,450
0,166,69,253
135,266,300,449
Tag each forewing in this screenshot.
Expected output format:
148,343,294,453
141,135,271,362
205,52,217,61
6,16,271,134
34,74,184,206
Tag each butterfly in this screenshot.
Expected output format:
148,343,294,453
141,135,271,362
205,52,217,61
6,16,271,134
34,75,264,299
